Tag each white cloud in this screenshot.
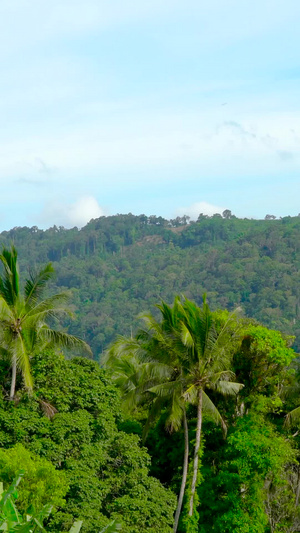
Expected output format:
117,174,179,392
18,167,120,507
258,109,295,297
37,196,105,229
175,201,227,220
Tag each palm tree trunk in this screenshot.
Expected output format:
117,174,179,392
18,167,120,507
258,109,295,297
10,356,17,400
173,408,189,533
188,388,202,516
295,466,300,507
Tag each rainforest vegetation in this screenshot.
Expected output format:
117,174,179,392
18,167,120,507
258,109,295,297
0,213,299,532
1,212,299,354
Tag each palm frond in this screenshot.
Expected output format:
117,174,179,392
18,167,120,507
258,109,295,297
37,327,92,356
109,354,141,380
38,398,58,419
0,296,15,322
214,380,244,396
165,390,185,432
212,370,236,381
121,389,144,412
23,292,72,321
285,406,300,428
209,307,242,359
202,390,227,435
183,383,197,404
102,335,142,365
0,245,20,306
180,322,194,348
148,380,183,399
24,263,55,308
69,521,84,533
142,395,167,441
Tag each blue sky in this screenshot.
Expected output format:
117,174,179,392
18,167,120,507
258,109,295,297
1,0,300,229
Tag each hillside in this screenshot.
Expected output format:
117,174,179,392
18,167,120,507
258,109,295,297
1,213,300,356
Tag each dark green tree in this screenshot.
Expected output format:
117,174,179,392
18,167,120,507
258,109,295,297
0,350,176,532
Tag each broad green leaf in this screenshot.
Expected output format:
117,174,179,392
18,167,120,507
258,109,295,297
99,520,122,533
69,521,83,533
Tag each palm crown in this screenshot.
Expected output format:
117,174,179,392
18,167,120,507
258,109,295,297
0,245,91,399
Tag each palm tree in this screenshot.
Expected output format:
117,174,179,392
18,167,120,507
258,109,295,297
105,296,243,530
104,298,190,533
143,300,190,533
177,296,243,518
139,297,243,524
104,296,242,528
0,245,91,399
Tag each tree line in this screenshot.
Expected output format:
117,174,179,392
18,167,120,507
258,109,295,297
0,213,299,355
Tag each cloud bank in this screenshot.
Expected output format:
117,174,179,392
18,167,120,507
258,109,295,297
37,196,105,229
175,201,226,220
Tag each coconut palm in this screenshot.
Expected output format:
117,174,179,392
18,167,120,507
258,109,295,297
0,245,91,399
142,299,190,533
104,295,243,528
177,295,243,518
104,298,190,533
140,297,243,523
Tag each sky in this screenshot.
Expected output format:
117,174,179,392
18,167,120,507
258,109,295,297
0,0,300,230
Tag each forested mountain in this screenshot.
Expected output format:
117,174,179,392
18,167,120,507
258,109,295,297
1,213,300,356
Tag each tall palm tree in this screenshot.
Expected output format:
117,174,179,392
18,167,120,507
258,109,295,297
177,296,243,518
139,297,243,524
0,245,91,399
104,296,243,531
104,298,190,533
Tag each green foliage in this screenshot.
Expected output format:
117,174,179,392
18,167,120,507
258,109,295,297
0,444,68,514
197,413,297,533
0,471,52,532
0,472,85,532
233,325,297,408
109,476,174,533
244,325,295,367
0,351,176,533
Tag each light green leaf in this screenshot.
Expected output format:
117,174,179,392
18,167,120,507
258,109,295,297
99,520,122,533
69,521,83,533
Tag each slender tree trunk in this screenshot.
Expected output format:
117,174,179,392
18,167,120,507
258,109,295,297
295,466,300,507
10,356,17,400
173,408,189,533
188,388,203,516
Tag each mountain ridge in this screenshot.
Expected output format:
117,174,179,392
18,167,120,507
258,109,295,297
0,213,299,355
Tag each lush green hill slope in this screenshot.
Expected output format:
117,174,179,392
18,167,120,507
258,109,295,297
1,213,300,356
